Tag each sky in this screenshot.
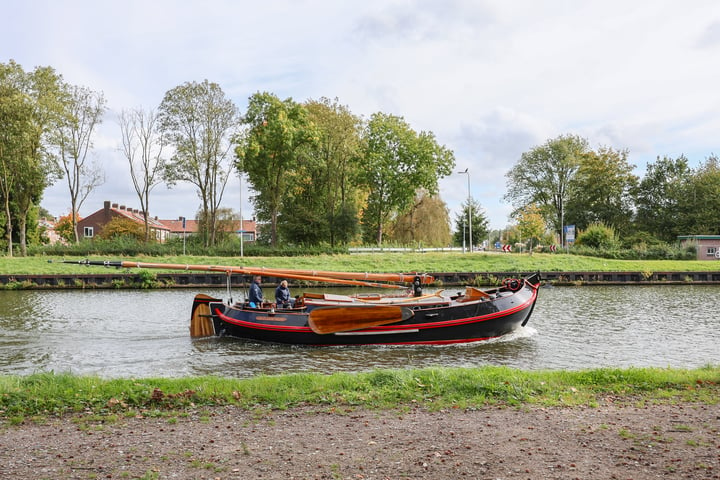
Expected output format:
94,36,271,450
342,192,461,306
3,0,720,233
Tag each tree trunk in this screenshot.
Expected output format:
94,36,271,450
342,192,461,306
3,196,12,256
18,213,27,256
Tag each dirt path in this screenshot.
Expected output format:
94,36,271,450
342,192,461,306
1,403,718,479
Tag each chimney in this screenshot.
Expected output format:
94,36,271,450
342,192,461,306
120,205,125,210
112,203,118,208
104,201,111,221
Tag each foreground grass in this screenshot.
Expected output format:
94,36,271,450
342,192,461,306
1,252,719,275
1,366,717,422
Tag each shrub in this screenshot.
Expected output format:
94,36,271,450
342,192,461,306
576,223,618,249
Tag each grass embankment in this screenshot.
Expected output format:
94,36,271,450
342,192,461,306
1,366,717,423
1,252,719,275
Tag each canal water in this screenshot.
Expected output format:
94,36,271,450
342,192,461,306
0,285,717,378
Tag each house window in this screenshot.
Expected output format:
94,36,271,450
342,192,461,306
84,226,94,238
707,247,717,257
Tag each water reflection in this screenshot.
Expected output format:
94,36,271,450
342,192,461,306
0,284,718,378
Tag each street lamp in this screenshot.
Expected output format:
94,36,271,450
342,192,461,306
458,168,471,253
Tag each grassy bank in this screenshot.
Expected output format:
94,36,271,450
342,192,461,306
2,252,720,275
1,366,717,423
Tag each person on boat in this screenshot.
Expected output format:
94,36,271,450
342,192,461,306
248,275,264,307
275,280,295,308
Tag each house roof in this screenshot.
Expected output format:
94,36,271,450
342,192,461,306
678,235,720,240
111,205,169,230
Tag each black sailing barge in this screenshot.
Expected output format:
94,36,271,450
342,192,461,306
191,273,541,346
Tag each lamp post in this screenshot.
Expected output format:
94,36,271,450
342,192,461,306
458,168,471,253
239,171,244,258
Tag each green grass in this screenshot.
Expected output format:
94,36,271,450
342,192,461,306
0,366,717,420
1,252,719,275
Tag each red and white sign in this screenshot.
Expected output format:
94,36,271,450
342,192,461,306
501,244,512,252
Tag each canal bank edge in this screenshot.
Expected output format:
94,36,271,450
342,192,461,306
1,270,720,289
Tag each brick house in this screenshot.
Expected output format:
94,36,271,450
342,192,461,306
77,201,171,242
678,235,720,260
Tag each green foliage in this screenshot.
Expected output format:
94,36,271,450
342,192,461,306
236,92,319,247
452,197,488,248
576,222,618,249
505,134,589,236
516,204,546,250
633,155,693,242
136,269,158,288
0,60,65,256
360,112,455,244
565,146,637,235
287,97,364,247
391,190,452,247
569,243,695,260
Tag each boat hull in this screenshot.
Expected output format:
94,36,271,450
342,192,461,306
191,273,541,346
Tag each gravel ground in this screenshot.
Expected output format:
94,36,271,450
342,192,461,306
1,402,718,479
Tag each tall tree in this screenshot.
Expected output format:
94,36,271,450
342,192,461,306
118,107,165,243
295,97,364,246
235,92,318,247
391,189,452,247
633,155,693,242
565,146,638,236
51,83,106,243
0,83,29,255
679,154,720,235
158,80,238,247
452,197,489,249
0,61,64,255
505,134,589,242
14,66,64,255
360,112,455,245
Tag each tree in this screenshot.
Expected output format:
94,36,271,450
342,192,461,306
505,134,589,242
291,97,364,246
391,189,452,247
51,83,106,244
196,207,237,245
681,154,720,235
564,146,637,236
0,61,64,256
54,212,81,243
158,80,239,247
235,92,318,247
633,155,693,242
360,112,455,244
118,107,166,243
0,82,29,255
516,204,546,252
452,198,489,249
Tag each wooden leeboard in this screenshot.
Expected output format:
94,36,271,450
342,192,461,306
308,306,414,334
190,294,216,338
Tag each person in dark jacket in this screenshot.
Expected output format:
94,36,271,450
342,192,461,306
248,275,263,307
275,280,294,308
